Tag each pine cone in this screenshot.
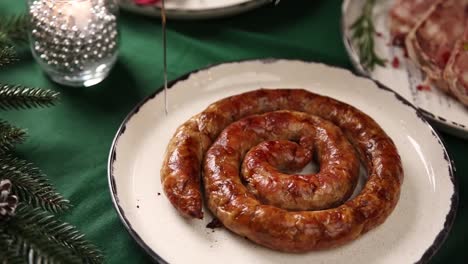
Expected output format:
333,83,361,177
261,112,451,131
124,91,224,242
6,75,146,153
0,179,18,220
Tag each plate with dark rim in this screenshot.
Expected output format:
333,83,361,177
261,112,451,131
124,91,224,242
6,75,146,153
108,59,457,264
118,0,273,20
341,0,468,139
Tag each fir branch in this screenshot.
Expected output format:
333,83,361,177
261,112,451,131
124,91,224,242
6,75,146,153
0,46,17,67
5,204,104,264
0,14,29,45
6,224,83,264
0,231,24,264
0,156,70,213
0,230,24,264
350,0,386,71
0,119,27,154
0,84,59,110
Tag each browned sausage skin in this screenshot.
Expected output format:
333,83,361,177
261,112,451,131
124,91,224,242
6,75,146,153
160,89,403,251
238,111,360,211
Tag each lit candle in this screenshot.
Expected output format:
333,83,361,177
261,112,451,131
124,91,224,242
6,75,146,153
53,0,94,31
29,0,119,86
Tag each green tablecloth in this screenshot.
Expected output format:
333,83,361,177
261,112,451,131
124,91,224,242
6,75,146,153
0,1,466,263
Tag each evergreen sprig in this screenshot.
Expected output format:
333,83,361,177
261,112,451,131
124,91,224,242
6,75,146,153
0,155,70,213
350,0,387,71
0,14,29,45
0,12,103,264
0,46,17,67
0,230,25,264
0,84,59,110
4,204,104,264
0,119,26,154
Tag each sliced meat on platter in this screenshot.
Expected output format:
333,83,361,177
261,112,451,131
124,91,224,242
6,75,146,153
405,0,468,94
390,0,440,46
444,24,468,105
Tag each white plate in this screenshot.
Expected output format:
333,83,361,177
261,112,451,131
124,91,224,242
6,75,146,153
341,0,468,139
108,59,457,264
118,0,272,20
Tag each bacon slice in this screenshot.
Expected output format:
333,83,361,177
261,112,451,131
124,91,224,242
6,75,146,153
389,0,440,46
444,24,468,106
406,0,468,93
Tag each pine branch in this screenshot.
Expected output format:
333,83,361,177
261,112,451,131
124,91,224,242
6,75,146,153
350,0,387,71
0,14,29,45
0,230,24,264
0,155,70,213
0,119,27,154
5,204,104,264
6,224,83,264
0,84,59,110
0,46,17,67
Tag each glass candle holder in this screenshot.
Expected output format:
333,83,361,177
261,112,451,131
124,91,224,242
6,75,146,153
28,0,119,87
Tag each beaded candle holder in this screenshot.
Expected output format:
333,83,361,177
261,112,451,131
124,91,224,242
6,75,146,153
28,0,119,87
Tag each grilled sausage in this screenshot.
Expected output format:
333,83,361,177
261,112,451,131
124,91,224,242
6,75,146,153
161,89,403,252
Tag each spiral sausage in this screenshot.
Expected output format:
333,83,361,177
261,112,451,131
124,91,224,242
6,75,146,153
161,89,403,252
237,111,360,211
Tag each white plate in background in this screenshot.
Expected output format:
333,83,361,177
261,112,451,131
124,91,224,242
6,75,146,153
342,0,468,139
119,0,272,19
